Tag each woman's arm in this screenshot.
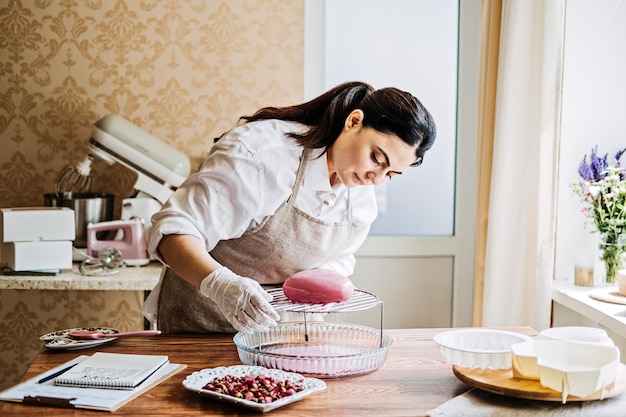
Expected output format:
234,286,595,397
157,233,279,333
157,234,222,289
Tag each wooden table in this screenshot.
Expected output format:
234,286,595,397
0,327,536,417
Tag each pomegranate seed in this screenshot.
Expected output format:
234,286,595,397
202,374,305,403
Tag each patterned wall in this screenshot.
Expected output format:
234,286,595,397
0,289,145,391
0,0,304,211
0,0,304,392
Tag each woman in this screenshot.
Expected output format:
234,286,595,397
144,81,436,334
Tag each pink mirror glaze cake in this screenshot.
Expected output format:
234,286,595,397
282,269,355,304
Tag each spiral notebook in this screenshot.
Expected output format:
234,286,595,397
53,352,169,390
0,354,186,412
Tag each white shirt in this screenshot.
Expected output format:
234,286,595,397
149,119,378,276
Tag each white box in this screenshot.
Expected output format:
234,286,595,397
1,241,72,271
0,207,75,242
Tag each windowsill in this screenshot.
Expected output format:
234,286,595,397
552,280,626,338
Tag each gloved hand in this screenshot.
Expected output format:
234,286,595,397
199,266,280,333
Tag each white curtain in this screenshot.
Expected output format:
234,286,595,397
481,0,566,330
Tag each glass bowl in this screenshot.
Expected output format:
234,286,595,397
233,322,392,378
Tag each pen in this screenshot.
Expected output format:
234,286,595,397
38,363,78,384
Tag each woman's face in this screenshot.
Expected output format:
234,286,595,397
327,110,418,188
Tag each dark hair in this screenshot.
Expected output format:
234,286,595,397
240,81,436,166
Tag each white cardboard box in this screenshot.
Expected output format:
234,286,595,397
0,207,75,242
1,241,72,271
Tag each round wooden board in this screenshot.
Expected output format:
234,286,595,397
589,288,626,305
453,363,626,402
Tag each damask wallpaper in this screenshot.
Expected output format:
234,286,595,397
0,0,304,393
0,289,145,392
0,0,304,210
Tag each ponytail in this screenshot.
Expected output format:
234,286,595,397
242,81,375,148
239,81,436,164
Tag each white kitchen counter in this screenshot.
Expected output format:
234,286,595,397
0,261,162,290
552,280,626,353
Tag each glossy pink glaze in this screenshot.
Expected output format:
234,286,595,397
283,269,355,304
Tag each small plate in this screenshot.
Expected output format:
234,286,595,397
182,365,326,413
40,327,120,350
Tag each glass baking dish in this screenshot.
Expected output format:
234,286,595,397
233,322,392,378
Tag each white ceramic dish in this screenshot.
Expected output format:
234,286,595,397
511,340,542,379
433,328,532,370
536,326,615,346
511,339,622,392
535,340,620,401
182,365,326,413
233,322,392,378
40,327,119,350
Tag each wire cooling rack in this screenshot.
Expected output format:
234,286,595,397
265,287,385,345
267,288,381,313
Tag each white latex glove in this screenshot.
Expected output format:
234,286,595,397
199,266,280,333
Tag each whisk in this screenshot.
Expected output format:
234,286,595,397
56,155,94,194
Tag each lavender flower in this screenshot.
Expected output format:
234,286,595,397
572,146,626,283
577,147,626,183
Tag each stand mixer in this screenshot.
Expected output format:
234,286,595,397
56,114,191,260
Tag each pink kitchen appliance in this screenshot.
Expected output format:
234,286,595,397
86,219,149,266
57,114,191,262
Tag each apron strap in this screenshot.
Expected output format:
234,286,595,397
287,149,310,203
288,148,353,222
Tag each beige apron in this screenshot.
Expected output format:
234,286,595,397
157,150,356,333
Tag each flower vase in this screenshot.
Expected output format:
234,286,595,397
596,238,626,285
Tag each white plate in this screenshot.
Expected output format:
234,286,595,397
40,327,120,350
536,326,615,346
182,365,326,413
